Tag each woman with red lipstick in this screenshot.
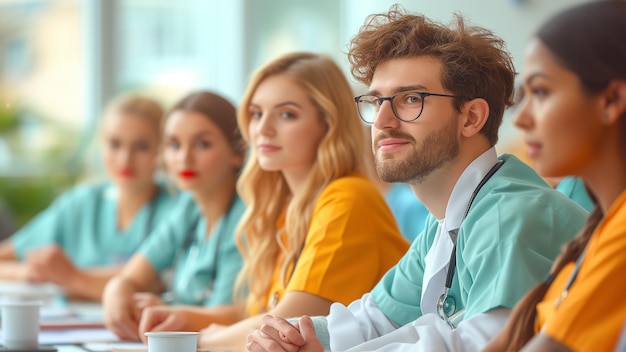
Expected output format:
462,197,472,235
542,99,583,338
131,52,410,350
0,94,178,301
484,2,626,351
103,91,246,342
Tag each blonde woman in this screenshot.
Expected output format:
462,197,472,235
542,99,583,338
136,52,409,351
0,94,178,301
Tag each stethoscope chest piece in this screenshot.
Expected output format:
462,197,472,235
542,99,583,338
437,291,456,318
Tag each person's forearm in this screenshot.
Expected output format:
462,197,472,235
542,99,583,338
183,305,243,331
199,314,262,351
0,261,25,280
340,309,511,352
0,242,18,261
64,267,124,301
327,294,400,351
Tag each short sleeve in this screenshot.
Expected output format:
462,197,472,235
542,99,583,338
285,175,409,306
11,186,93,259
458,185,589,319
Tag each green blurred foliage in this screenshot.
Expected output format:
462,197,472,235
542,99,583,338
0,106,20,133
0,176,69,226
0,102,85,228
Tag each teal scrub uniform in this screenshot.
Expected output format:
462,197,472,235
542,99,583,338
11,182,178,268
385,183,429,242
138,192,245,306
371,154,589,325
556,176,594,211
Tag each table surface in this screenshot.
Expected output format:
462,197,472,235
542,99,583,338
0,283,145,352
0,283,210,352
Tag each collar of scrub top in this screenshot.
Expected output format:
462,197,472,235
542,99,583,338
435,147,503,329
99,184,162,240
421,148,499,314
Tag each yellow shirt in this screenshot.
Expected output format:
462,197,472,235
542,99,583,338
536,191,626,351
251,174,410,315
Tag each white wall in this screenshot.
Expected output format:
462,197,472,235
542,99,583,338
340,0,591,81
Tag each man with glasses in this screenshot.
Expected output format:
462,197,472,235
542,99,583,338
246,7,588,352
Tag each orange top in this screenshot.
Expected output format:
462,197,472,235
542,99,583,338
248,174,409,315
536,191,626,351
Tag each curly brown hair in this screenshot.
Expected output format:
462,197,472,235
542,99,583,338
348,5,516,146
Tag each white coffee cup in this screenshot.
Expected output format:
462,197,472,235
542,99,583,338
144,331,198,352
0,300,42,349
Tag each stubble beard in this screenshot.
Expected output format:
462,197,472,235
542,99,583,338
375,118,460,184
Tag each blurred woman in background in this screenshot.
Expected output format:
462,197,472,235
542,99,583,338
102,91,246,341
0,93,178,301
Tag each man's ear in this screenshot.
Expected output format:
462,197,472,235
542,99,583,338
461,98,490,138
603,79,626,125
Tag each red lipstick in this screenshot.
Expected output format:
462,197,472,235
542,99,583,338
119,168,134,177
179,170,197,179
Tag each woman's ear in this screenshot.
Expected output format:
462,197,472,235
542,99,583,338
603,79,626,125
461,98,490,138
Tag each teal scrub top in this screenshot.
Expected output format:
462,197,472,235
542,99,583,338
138,192,245,307
371,154,589,325
11,181,178,268
556,176,594,212
385,183,429,242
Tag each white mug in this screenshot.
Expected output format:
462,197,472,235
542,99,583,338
144,331,198,352
0,300,42,349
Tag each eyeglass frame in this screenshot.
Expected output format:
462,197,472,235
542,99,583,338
354,91,469,124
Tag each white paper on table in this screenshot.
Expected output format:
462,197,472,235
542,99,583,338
82,341,147,351
0,328,144,350
56,346,95,352
37,328,118,345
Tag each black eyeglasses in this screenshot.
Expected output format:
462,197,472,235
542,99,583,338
354,91,468,124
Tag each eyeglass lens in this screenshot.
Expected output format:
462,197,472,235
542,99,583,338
357,92,425,123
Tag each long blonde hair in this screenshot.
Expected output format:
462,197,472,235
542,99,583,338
234,52,367,313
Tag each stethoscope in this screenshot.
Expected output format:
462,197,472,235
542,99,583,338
163,216,222,305
436,160,504,329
